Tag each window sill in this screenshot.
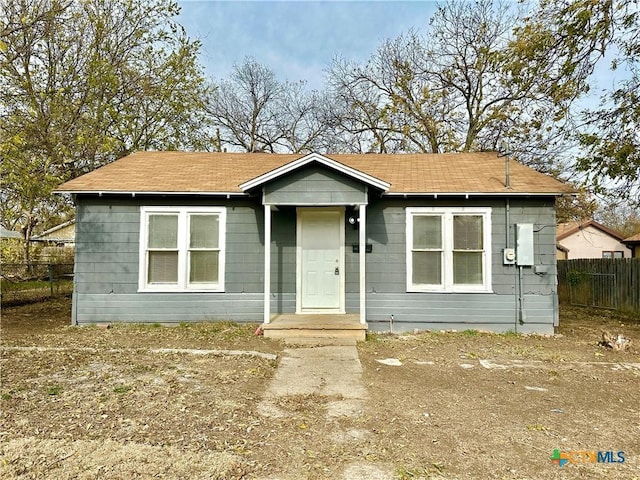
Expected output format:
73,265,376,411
407,287,494,294
137,287,226,293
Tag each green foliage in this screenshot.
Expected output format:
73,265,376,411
566,270,585,286
511,0,639,203
555,186,598,223
1,239,25,264
47,385,62,396
113,385,133,394
595,202,640,238
0,0,214,257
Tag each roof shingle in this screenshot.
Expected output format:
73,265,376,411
56,151,573,195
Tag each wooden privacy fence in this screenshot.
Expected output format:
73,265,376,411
557,259,640,313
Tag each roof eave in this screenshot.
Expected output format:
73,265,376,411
383,191,570,197
54,190,248,196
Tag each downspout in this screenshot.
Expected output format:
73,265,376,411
505,198,510,248
518,266,525,327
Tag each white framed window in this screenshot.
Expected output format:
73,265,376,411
406,207,492,293
139,206,226,292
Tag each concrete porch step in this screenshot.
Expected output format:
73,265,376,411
261,314,367,342
283,337,358,347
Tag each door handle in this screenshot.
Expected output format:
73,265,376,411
335,267,340,275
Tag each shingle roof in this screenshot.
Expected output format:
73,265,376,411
623,232,640,243
56,151,573,196
557,220,625,241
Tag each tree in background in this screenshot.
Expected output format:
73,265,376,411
555,186,598,224
325,0,575,173
207,57,331,153
0,0,213,263
510,0,639,204
596,202,640,239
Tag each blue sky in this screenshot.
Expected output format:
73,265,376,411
178,1,440,89
177,0,621,101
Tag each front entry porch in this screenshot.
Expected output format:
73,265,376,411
262,314,367,343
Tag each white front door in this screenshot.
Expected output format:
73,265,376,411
297,209,344,312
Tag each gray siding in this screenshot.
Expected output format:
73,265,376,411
73,196,267,324
357,197,557,333
73,193,558,334
263,165,367,205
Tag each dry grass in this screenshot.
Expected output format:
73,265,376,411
0,438,242,479
1,300,639,479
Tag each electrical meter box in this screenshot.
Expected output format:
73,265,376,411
503,248,516,265
516,223,534,266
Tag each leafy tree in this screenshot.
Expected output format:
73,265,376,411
0,0,213,262
511,0,639,203
596,202,640,239
555,186,597,224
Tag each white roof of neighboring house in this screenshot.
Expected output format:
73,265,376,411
0,226,21,239
32,219,75,243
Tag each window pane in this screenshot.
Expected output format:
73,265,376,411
613,251,623,259
412,251,441,285
190,215,219,248
413,216,441,249
148,251,178,283
453,252,483,284
190,251,219,283
148,215,178,248
454,216,483,250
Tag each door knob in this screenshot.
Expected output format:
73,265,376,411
334,267,340,275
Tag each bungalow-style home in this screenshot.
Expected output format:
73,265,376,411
556,220,631,260
56,151,573,336
623,233,640,258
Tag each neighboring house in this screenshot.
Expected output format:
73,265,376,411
0,227,22,239
32,219,76,262
556,220,631,259
56,151,573,334
623,233,640,258
32,220,76,246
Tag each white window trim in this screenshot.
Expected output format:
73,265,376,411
406,206,492,293
139,206,226,292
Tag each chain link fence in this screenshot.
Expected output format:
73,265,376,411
1,263,73,306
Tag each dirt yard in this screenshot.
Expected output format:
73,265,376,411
1,297,639,479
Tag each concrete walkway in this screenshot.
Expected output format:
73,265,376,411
257,345,397,480
258,345,368,418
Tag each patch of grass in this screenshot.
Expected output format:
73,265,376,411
461,329,479,337
499,330,519,338
113,385,133,394
47,385,62,396
526,423,547,431
1,392,12,400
